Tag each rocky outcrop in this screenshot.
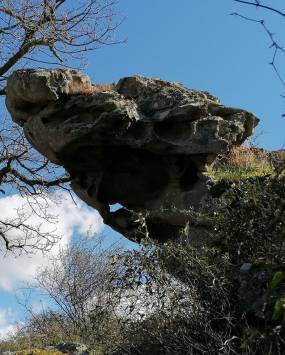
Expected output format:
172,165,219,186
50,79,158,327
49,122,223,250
6,69,259,242
55,342,89,355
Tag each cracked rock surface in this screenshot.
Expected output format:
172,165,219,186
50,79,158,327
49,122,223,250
6,69,259,242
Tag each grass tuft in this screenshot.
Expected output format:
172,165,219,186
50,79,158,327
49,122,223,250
208,146,274,181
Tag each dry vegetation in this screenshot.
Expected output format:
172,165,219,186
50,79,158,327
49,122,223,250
15,350,63,355
77,83,117,95
208,145,275,180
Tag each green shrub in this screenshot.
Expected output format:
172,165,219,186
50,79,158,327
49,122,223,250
207,173,285,354
107,243,236,355
3,165,285,354
209,175,285,265
110,172,285,354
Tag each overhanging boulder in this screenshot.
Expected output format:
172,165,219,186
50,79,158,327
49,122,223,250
6,69,259,242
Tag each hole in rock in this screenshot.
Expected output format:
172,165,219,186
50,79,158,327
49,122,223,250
97,147,170,207
59,144,104,172
60,144,170,208
110,203,123,212
146,220,183,243
178,159,199,191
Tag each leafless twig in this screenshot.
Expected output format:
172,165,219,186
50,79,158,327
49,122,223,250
0,0,123,253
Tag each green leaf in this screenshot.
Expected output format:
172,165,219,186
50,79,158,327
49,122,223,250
268,271,285,293
272,298,285,321
240,340,248,350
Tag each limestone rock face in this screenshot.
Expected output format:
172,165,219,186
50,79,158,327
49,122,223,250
6,68,92,124
6,69,259,242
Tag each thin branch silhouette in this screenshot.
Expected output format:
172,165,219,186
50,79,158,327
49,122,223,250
233,1,285,17
231,12,285,88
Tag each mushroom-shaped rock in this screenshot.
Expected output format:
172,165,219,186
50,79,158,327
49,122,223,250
6,69,259,243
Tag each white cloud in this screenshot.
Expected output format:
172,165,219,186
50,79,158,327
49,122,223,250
0,192,103,291
0,308,18,340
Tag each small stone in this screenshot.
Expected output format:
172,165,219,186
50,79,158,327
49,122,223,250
240,263,253,273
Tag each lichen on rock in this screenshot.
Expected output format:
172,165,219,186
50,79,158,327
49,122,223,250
6,69,259,242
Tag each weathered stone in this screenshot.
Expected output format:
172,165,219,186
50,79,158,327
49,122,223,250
6,69,259,243
56,342,89,355
6,68,92,125
240,263,253,273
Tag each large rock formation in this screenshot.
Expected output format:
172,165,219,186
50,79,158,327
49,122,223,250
6,69,259,242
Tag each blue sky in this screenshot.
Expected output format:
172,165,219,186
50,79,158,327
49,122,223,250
89,0,285,149
1,0,285,338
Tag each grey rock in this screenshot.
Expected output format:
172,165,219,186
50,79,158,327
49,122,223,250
6,70,259,243
56,342,89,354
240,263,252,273
6,68,92,125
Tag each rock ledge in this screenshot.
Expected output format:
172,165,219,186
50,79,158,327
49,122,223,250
6,69,259,242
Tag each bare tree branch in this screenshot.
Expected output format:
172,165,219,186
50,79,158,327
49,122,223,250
233,1,285,17
0,0,124,82
0,0,123,253
10,169,70,188
231,12,285,88
231,1,285,109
